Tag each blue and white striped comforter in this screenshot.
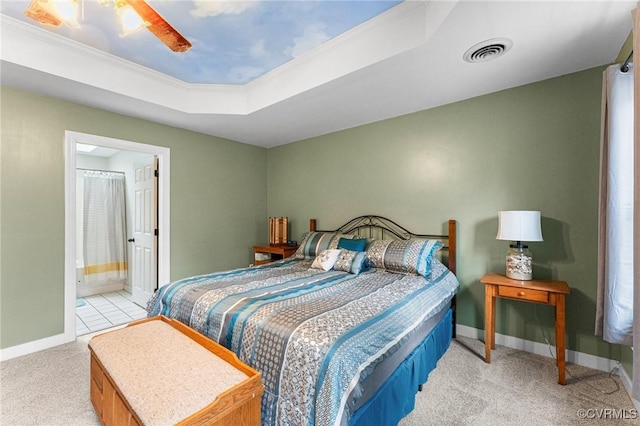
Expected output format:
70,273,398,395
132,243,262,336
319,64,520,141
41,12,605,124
147,258,458,426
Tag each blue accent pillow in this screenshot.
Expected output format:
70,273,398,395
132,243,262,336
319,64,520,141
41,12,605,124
337,237,367,252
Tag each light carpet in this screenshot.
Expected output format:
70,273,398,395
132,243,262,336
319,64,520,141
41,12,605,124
0,333,635,425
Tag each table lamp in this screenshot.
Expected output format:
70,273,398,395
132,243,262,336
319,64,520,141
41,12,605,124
496,211,543,280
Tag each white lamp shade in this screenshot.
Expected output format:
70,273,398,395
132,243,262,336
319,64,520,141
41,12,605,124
496,211,543,242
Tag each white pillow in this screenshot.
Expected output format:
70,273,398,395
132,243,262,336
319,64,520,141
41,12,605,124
310,249,341,271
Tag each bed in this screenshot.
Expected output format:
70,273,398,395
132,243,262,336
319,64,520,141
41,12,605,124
147,215,459,426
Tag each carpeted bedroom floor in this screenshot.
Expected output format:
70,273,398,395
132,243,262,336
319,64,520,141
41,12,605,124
0,333,635,425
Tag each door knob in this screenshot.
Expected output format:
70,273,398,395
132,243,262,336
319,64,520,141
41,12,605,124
128,238,135,243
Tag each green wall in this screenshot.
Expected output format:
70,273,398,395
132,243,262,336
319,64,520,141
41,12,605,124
0,87,267,349
267,66,625,362
1,65,630,369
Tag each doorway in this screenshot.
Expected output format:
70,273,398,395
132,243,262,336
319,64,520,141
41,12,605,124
64,131,170,342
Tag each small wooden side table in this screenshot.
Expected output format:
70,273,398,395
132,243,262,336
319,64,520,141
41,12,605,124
253,245,298,265
480,273,571,385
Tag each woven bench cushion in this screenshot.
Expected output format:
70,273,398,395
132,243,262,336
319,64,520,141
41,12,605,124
89,320,249,425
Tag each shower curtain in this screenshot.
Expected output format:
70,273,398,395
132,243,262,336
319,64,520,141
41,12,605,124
82,171,128,285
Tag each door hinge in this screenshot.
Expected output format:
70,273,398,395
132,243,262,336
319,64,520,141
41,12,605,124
154,228,159,237
154,169,159,178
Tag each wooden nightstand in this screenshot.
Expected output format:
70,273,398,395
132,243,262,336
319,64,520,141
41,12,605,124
253,244,298,265
480,273,571,385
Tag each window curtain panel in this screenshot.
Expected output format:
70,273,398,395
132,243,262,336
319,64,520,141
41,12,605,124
632,4,639,410
595,62,634,345
83,171,128,285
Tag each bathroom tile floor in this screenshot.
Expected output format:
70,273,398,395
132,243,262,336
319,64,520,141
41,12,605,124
76,290,148,336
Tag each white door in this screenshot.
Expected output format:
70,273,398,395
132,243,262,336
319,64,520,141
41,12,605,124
131,156,158,307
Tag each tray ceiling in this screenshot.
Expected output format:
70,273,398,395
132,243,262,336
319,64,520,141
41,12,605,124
1,1,636,147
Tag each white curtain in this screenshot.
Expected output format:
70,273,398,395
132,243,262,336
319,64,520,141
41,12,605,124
632,4,639,409
83,171,128,285
596,63,634,346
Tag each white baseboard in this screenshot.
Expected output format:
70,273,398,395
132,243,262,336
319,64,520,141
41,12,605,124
0,332,74,362
1,320,635,400
76,281,124,298
456,324,621,373
456,324,635,401
615,364,640,411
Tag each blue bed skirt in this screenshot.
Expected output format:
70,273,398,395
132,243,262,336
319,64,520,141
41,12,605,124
349,308,453,426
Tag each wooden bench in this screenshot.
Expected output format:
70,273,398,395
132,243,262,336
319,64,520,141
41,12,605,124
89,316,263,425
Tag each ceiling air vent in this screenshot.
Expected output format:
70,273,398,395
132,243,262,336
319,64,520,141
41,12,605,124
463,38,513,63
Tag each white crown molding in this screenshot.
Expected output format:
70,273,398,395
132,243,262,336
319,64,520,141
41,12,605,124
3,1,632,147
245,1,457,112
0,1,454,116
0,14,247,114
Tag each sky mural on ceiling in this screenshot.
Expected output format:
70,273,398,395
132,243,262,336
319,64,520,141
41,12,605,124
1,0,402,84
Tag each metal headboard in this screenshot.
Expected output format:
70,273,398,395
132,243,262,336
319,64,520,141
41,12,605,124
310,215,457,276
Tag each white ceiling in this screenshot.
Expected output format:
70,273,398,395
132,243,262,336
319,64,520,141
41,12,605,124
1,0,636,148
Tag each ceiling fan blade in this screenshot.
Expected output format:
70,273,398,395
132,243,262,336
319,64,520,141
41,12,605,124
24,0,62,27
124,0,192,53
